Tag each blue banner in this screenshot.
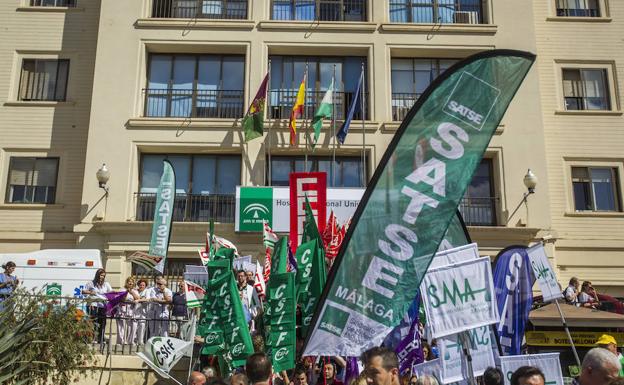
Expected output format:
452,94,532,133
493,246,535,355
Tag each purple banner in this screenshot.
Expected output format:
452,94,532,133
395,296,423,374
345,357,360,385
104,291,128,316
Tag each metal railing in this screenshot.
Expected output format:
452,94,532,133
389,0,484,24
459,197,498,226
271,0,367,21
135,193,236,223
565,96,609,111
268,89,368,120
144,88,244,119
151,0,248,19
392,92,421,121
30,0,76,6
555,0,600,17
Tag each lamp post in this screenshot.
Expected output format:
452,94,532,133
96,163,110,195
506,169,538,225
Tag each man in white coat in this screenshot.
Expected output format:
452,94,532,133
236,270,261,323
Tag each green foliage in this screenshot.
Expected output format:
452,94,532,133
0,288,96,384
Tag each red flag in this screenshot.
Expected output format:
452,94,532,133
322,210,337,248
263,247,272,284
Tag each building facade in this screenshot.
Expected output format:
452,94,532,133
534,0,624,296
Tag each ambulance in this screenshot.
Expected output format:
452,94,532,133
0,249,103,298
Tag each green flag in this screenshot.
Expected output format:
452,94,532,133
311,79,333,148
301,196,322,245
272,236,289,275
266,272,297,372
299,239,326,338
242,73,269,142
303,50,535,356
150,160,175,273
295,239,316,301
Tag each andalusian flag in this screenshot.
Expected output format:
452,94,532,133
289,74,306,146
311,79,333,148
242,73,269,142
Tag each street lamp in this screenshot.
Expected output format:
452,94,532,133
96,163,110,194
506,169,538,225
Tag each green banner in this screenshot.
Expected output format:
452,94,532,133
299,239,327,337
150,160,175,273
271,236,289,275
303,50,535,356
266,272,296,372
207,259,231,280
295,239,316,301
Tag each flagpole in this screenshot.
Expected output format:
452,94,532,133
304,62,309,170
554,299,582,366
360,63,366,187
267,60,272,186
332,65,336,187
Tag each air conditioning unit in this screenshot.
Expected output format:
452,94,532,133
454,11,480,24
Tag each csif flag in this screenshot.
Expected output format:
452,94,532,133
303,50,535,356
151,160,175,273
493,246,534,355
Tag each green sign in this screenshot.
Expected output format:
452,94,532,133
46,283,62,296
266,272,296,372
239,187,273,232
150,160,176,273
304,50,535,356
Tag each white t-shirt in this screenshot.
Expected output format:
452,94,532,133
84,281,112,308
148,287,172,318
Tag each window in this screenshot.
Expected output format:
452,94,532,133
6,157,59,204
269,55,368,120
572,167,620,211
268,155,366,187
271,0,366,21
19,59,69,101
137,154,241,222
556,0,600,17
459,159,497,226
30,0,76,6
391,58,457,120
562,68,610,110
389,0,484,24
145,54,245,118
151,0,248,19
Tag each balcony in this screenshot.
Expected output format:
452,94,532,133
271,0,367,21
269,89,368,120
135,193,235,223
392,92,421,121
459,197,498,226
143,88,244,119
151,0,248,19
30,0,76,6
389,0,485,24
555,0,599,17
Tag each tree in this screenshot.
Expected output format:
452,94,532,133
0,288,96,384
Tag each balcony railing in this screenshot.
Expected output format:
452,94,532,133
151,0,248,19
271,0,367,21
144,88,244,119
30,0,76,6
459,197,498,226
269,89,368,120
389,0,484,24
392,92,421,121
135,193,235,223
564,95,609,111
555,0,599,17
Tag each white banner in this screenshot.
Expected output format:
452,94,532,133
439,326,496,383
499,353,564,385
184,280,205,309
430,243,480,270
422,257,499,338
526,244,562,302
136,336,193,379
412,358,441,379
233,255,252,271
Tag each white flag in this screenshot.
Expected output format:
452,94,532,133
184,280,205,309
527,244,562,302
136,336,193,379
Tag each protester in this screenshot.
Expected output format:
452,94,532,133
361,346,400,385
116,276,140,345
414,376,439,385
134,279,149,345
0,261,19,302
246,270,255,286
573,347,621,385
82,268,112,343
171,280,188,338
564,277,581,305
246,352,272,385
294,365,309,385
232,373,249,385
202,366,218,381
483,367,504,385
510,366,545,385
422,342,435,361
237,270,261,319
189,371,207,385
595,335,624,377
148,277,172,337
319,361,344,385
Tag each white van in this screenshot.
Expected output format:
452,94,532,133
0,249,103,298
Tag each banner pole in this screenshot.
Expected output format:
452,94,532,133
554,299,581,366
332,64,337,187
268,60,272,186
459,332,477,385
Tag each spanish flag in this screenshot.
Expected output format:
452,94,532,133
289,74,306,145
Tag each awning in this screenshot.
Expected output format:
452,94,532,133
529,303,624,328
